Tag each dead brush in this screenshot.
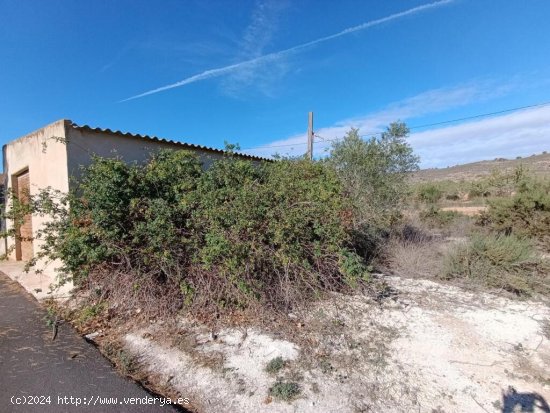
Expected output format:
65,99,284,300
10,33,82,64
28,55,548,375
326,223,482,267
379,223,445,279
384,238,445,279
86,265,185,319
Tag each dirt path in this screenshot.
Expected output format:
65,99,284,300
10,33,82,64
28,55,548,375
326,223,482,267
441,205,487,216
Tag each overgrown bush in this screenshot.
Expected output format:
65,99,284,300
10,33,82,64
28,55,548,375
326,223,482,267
4,122,423,319
187,156,366,314
23,150,369,318
442,234,549,295
32,151,202,287
478,176,550,249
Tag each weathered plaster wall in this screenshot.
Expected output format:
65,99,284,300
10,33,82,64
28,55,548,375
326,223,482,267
3,120,69,259
2,120,70,296
65,126,223,186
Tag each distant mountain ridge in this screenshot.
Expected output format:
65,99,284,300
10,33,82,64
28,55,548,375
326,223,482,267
412,152,550,182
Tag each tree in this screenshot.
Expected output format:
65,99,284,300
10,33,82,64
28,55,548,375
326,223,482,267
327,122,419,229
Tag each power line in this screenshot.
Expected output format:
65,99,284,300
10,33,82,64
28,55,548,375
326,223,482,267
241,99,550,152
406,99,550,131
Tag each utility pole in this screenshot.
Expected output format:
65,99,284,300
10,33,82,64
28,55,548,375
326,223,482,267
307,111,314,160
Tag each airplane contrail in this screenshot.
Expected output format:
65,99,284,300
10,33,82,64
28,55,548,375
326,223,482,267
121,0,455,102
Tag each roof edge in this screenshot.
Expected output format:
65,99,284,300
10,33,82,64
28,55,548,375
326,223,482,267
67,121,270,162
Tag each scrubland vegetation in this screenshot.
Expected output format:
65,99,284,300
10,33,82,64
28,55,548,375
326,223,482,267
6,123,417,321
393,164,550,296
4,125,550,412
4,124,549,323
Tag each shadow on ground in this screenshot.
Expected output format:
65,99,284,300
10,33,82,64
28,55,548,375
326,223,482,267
501,386,550,413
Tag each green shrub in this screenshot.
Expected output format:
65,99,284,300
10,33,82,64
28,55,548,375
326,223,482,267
417,184,443,204
466,166,529,199
189,157,366,313
78,302,106,324
478,177,550,246
445,192,460,201
25,151,370,317
420,205,460,227
28,151,202,286
468,181,491,198
442,234,548,295
328,123,419,229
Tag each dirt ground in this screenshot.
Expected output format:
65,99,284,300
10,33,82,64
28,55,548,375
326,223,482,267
441,205,487,216
117,275,550,413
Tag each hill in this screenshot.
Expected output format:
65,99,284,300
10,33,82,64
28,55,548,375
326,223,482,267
411,151,550,182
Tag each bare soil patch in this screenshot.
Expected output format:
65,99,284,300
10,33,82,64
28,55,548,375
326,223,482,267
112,276,550,412
441,205,487,216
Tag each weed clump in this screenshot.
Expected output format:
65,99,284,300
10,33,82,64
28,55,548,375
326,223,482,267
265,357,285,375
77,302,106,324
269,379,301,401
420,205,460,227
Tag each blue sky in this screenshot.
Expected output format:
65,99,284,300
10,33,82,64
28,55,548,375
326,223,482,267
1,0,549,167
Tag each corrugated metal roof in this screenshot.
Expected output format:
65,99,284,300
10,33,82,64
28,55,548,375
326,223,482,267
67,120,270,162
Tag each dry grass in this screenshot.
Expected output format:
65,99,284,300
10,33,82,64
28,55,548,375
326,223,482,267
379,213,465,280
383,238,446,279
440,206,487,216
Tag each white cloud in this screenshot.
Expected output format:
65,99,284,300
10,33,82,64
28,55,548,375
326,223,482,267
221,0,289,97
243,81,522,161
409,105,550,167
121,0,454,101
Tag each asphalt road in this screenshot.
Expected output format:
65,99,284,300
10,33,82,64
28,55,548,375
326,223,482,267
0,272,184,413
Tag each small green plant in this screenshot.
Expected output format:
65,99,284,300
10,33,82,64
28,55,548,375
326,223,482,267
265,356,285,374
102,342,137,375
118,350,135,374
44,307,56,328
269,379,301,401
78,302,106,324
116,349,136,375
